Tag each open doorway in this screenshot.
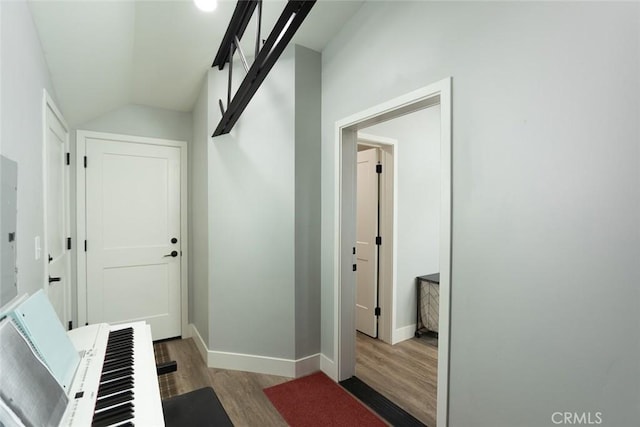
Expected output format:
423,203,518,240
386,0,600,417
333,78,451,427
353,105,441,425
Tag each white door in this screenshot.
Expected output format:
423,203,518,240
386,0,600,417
85,138,181,340
44,100,70,328
356,147,379,337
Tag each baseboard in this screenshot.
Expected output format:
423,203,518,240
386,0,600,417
320,353,337,381
188,323,209,365
392,323,417,345
294,353,321,378
187,324,319,378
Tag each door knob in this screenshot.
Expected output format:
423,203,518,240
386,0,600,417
164,251,179,258
48,276,61,284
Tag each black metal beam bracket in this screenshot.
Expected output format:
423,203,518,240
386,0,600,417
211,0,316,137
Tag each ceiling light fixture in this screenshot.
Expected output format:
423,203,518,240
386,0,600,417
194,0,218,13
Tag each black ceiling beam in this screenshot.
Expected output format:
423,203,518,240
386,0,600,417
212,0,258,70
212,0,316,137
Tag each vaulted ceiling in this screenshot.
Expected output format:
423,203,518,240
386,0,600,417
28,0,364,127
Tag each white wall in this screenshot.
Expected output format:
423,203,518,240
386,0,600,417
189,77,209,346
321,2,639,426
0,0,58,298
362,105,441,331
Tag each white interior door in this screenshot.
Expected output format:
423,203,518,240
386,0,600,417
356,147,379,337
85,138,181,340
44,100,70,328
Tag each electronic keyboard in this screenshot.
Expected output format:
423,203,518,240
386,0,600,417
59,322,164,426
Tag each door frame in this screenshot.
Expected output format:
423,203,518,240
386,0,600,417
75,130,189,338
332,78,452,427
42,89,71,326
356,134,397,345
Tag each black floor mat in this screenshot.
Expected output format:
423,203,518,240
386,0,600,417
339,376,426,427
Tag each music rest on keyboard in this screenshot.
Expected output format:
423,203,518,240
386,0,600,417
60,322,164,427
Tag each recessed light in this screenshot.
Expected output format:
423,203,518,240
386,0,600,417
194,0,217,13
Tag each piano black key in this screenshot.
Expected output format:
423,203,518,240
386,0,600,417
106,343,132,352
106,336,132,346
107,338,133,348
106,338,133,347
95,390,134,411
104,351,133,361
106,332,133,343
92,410,134,427
107,333,133,342
100,367,133,383
97,378,134,397
105,350,134,360
98,376,133,393
92,402,134,427
105,343,133,353
107,332,133,343
106,342,132,352
109,327,133,337
99,376,133,388
102,356,133,371
108,330,133,339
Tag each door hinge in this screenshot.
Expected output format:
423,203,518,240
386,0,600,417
375,236,382,245
376,164,382,174
68,321,73,331
84,240,87,252
66,152,70,165
84,156,87,168
67,237,72,250
353,247,356,255
375,307,381,316
352,264,357,272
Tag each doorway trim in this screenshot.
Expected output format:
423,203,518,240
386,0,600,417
332,77,452,427
75,131,189,338
356,133,397,345
42,89,71,325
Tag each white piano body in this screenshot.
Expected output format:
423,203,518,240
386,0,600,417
60,322,165,427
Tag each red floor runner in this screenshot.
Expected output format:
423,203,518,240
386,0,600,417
264,372,386,427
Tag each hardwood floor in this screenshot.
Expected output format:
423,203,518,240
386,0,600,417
355,332,438,427
154,334,437,426
155,338,290,426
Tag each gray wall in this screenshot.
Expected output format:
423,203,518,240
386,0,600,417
189,77,210,345
361,105,441,330
207,47,297,358
294,46,321,359
206,45,321,360
79,104,192,143
321,2,639,426
0,0,58,298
